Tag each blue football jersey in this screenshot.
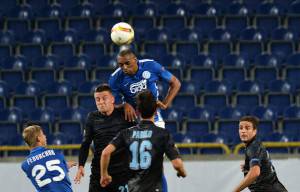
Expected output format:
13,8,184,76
109,59,172,108
21,146,72,192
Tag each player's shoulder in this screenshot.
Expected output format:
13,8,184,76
110,67,123,79
139,59,161,69
87,110,101,118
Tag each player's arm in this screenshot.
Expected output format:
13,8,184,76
233,165,260,192
100,144,116,187
154,62,181,109
74,113,93,184
171,158,186,178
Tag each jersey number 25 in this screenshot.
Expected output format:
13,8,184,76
32,159,65,187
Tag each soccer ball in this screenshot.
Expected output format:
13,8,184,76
111,22,134,45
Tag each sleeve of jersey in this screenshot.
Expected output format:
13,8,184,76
247,145,262,168
164,131,180,160
109,73,123,104
152,61,173,82
110,131,125,149
78,113,93,167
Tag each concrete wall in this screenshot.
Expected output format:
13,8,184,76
1,158,299,192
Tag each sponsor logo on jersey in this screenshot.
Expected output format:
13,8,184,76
130,79,147,94
142,71,151,79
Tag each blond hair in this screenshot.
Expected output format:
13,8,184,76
22,125,42,147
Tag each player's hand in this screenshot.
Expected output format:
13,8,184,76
74,166,85,184
157,100,168,110
100,175,112,187
177,170,187,178
67,161,77,169
240,162,245,172
124,103,137,122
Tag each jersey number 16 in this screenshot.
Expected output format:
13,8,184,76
129,140,152,170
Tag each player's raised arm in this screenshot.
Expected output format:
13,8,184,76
233,165,260,192
162,75,181,109
100,144,116,187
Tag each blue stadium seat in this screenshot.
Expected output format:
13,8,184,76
165,120,179,135
202,93,229,110
0,70,25,90
255,53,281,68
257,2,283,15
101,3,130,17
166,67,183,81
218,106,246,120
42,95,70,109
59,107,89,123
36,18,61,41
0,45,12,60
143,42,169,59
286,53,300,67
162,107,185,121
192,16,217,37
187,106,216,121
180,81,201,95
192,3,221,16
252,67,278,86
255,15,280,36
284,67,300,90
19,44,44,62
257,120,274,139
185,120,210,136
0,0,16,16
87,0,110,14
131,16,155,36
47,81,73,96
2,55,29,71
208,41,231,61
50,43,75,63
251,106,278,121
69,3,95,17
236,79,261,94
67,17,92,35
227,2,251,16
204,80,232,95
269,41,294,61
262,133,289,153
189,67,214,86
30,69,56,90
239,27,266,41
210,28,232,41
78,80,101,94
75,94,96,111
266,93,292,114
269,80,295,94
57,121,82,144
83,29,110,44
6,19,30,41
66,54,92,70
49,132,69,145
238,41,263,61
225,16,248,36
200,133,228,154
92,68,114,83
56,0,80,12
133,2,158,16
32,55,61,70
191,54,216,68
0,96,6,109
61,69,88,89
174,42,199,59
161,16,187,31
15,81,43,96
145,28,171,42
0,80,10,98
220,67,246,87
284,106,300,118
1,107,23,123
282,119,300,141
98,16,123,31
176,28,202,42
29,108,56,124
287,15,300,32
289,0,300,14
234,93,261,110
80,42,105,62
0,31,15,45
12,95,38,114
24,29,47,44
56,29,79,44
223,54,250,69
172,94,196,112
163,2,190,16
272,27,296,41
0,122,19,145
10,3,33,19
160,54,186,68
217,119,240,145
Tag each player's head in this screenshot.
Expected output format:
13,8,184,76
94,84,115,115
117,49,138,75
22,125,47,148
239,116,259,143
136,90,157,119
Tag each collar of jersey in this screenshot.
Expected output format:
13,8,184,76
30,146,45,154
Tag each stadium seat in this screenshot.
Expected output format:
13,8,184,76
202,93,229,110
32,55,61,70
78,80,100,94
171,94,196,112
185,120,210,136
18,44,44,62
163,2,190,16
133,2,158,16
2,55,29,71
143,42,169,59
266,93,292,114
287,15,300,32
36,18,62,41
66,17,92,35
208,41,231,61
75,93,97,111
234,93,261,110
165,120,179,135
255,15,280,36
0,70,25,90
224,16,248,36
0,31,15,45
92,68,114,83
30,69,57,90
47,81,73,96
0,80,10,98
252,67,278,86
56,29,79,44
80,42,105,62
145,28,171,42
272,27,296,41
220,67,247,87
0,122,19,145
223,54,250,69
286,53,300,67
284,67,300,90
191,54,216,68
200,133,227,154
42,94,70,110
131,16,156,35
15,81,43,96
257,120,274,139
161,16,187,31
176,28,202,42
1,107,24,123
162,107,185,121
59,107,88,123
29,108,56,124
239,27,266,41
257,2,283,15
56,0,80,11
251,106,278,121
204,80,232,95
69,2,95,17
0,45,12,60
60,68,88,89
187,106,216,121
50,43,75,63
6,19,30,41
269,80,295,94
192,3,221,16
192,16,217,38
228,2,251,16
98,16,123,31
210,28,232,41
238,41,263,61
160,54,186,68
24,29,47,44
282,119,300,141
0,0,16,16
289,0,300,14
255,53,281,68
284,106,300,118
174,42,199,59
11,95,38,114
216,119,240,145
189,67,214,86
218,106,246,120
269,41,294,61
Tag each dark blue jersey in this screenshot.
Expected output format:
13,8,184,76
109,59,173,108
21,146,72,192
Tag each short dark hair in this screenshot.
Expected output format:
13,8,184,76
118,48,136,57
240,116,259,130
136,90,157,119
94,83,112,93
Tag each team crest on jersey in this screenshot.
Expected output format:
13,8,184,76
130,79,147,94
142,71,151,79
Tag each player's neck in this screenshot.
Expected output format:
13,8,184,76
141,116,154,123
101,108,114,116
